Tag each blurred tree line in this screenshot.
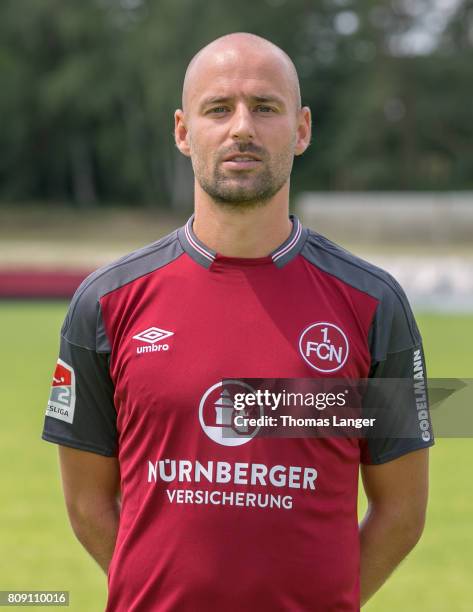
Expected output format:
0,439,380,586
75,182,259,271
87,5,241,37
0,0,471,208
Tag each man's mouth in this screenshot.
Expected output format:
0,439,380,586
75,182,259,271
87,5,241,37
221,153,262,169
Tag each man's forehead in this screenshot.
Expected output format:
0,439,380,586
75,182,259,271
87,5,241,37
182,39,300,111
194,76,289,106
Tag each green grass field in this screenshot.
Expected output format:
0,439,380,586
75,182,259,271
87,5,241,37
0,302,471,611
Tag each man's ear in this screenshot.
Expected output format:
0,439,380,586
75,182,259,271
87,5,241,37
294,106,312,156
174,109,191,157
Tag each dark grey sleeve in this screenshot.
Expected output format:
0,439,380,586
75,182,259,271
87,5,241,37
41,277,118,456
360,278,434,465
42,335,117,456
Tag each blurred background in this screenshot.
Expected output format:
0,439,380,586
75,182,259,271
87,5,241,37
0,0,472,610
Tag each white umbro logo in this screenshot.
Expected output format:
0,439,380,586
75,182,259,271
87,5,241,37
133,326,174,354
133,327,174,344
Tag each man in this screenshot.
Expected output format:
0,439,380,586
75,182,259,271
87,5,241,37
42,33,433,611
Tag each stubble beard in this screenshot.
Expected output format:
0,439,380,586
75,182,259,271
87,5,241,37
192,146,294,210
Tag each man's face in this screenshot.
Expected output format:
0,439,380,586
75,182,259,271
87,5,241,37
177,47,309,208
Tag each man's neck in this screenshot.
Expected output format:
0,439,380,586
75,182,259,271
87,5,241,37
192,186,293,258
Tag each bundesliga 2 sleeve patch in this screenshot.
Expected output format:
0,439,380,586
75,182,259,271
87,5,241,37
46,359,76,424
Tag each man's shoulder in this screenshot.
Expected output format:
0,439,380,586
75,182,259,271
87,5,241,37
301,228,407,305
301,228,420,352
75,228,182,301
62,228,183,345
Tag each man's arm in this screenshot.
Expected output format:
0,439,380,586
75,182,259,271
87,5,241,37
359,448,429,607
58,446,121,574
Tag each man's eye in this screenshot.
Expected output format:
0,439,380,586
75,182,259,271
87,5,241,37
208,107,228,114
256,105,276,113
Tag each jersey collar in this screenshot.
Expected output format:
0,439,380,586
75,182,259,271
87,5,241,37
178,214,307,269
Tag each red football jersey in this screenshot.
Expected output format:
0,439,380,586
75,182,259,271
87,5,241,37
43,216,433,611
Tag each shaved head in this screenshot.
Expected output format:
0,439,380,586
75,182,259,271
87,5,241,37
182,33,301,114
174,32,311,210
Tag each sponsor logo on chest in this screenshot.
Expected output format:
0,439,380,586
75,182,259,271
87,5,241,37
132,326,174,354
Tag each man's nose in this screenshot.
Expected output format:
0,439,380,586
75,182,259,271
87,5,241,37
230,104,255,141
